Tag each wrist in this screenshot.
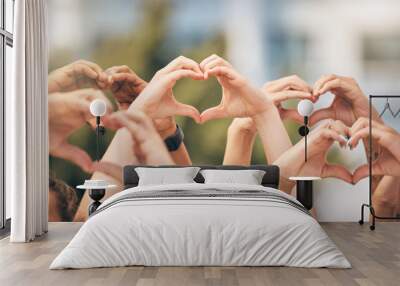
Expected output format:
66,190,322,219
163,125,184,152
159,123,177,139
228,120,257,138
252,105,279,128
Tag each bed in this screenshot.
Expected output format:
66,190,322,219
50,165,350,269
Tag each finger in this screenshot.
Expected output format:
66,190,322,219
102,113,126,130
318,78,342,95
173,102,201,123
350,117,391,136
206,66,236,81
329,120,350,138
200,105,227,123
92,161,123,183
313,74,337,96
320,129,347,146
309,107,336,126
199,54,220,70
263,75,312,93
349,127,397,157
110,73,146,86
52,143,94,173
166,69,205,85
96,71,110,87
103,110,150,131
352,164,370,184
322,164,353,184
105,65,132,75
76,60,103,74
350,117,370,135
202,57,231,74
348,127,370,149
73,63,99,80
161,56,202,75
271,90,313,105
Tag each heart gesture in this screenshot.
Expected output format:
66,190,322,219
199,55,314,123
199,55,274,123
129,56,204,122
275,120,353,184
310,75,374,126
349,118,400,182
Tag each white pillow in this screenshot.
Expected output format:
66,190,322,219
135,167,200,186
200,169,266,185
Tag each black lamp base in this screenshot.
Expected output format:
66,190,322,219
296,180,313,210
88,189,106,216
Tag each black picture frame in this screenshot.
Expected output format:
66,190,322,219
359,95,400,230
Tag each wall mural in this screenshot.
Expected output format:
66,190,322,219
48,0,400,222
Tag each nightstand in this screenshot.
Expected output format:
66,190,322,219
289,177,321,210
77,180,117,215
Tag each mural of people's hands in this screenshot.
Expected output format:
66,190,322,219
310,74,373,126
199,55,275,123
48,89,113,172
349,118,400,182
275,120,353,185
102,110,174,166
48,60,109,93
262,75,314,123
129,56,203,122
105,65,148,110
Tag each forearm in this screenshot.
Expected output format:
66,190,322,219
157,123,192,166
73,128,138,221
223,123,257,165
169,143,192,165
253,106,292,163
372,176,400,217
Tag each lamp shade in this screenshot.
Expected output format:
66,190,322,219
297,99,314,117
90,99,107,117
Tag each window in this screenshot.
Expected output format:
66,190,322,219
0,0,14,233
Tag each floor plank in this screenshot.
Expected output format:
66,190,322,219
0,222,399,286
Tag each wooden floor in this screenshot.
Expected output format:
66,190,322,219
0,222,399,286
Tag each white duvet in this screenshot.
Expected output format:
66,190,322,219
50,183,350,269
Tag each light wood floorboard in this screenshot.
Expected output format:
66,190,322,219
0,222,399,286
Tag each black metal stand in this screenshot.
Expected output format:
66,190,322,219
95,116,105,162
296,180,313,210
88,188,105,216
358,95,400,231
359,203,376,230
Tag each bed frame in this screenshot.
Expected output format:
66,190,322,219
123,165,280,190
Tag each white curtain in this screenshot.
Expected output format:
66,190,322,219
8,0,49,242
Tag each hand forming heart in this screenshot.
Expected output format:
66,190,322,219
124,54,315,125
348,117,400,183
101,55,396,183
274,119,354,184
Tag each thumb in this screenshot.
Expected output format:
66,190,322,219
92,161,123,183
51,142,94,173
280,108,304,124
322,163,353,184
352,164,369,184
200,105,227,124
174,102,201,123
309,107,335,126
